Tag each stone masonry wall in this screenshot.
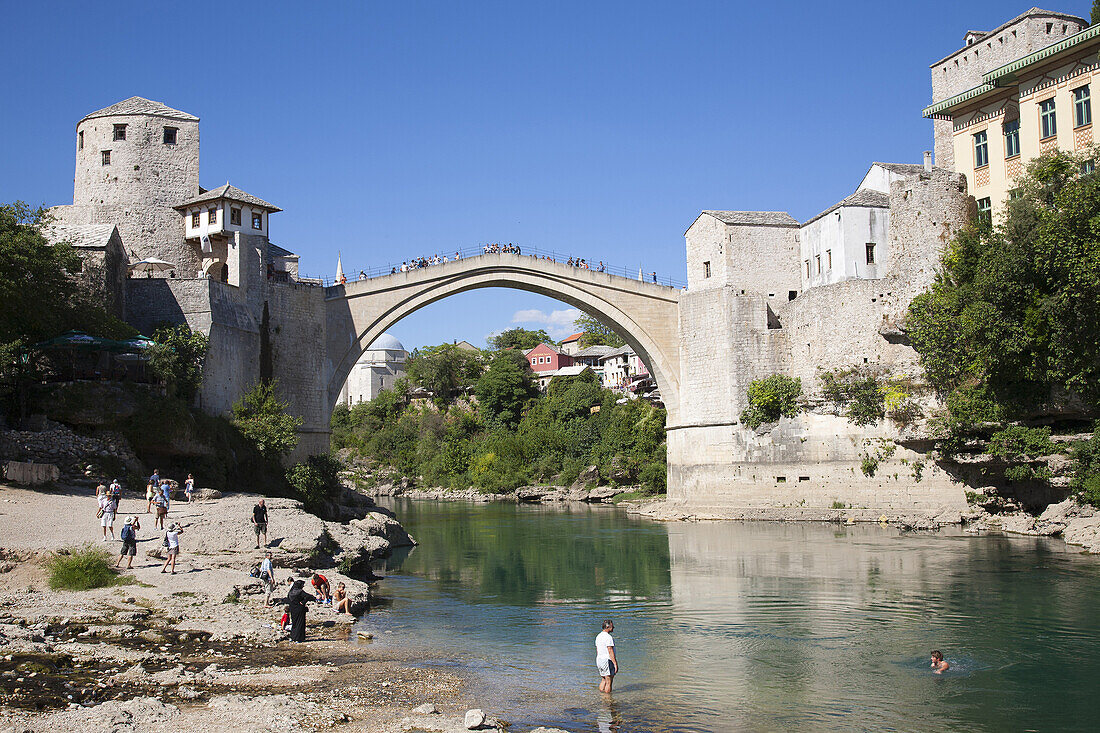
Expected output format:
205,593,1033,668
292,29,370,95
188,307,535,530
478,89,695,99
73,113,201,276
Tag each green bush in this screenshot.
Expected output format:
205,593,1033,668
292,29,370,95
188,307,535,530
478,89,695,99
287,453,343,511
740,375,802,429
820,368,885,426
232,380,303,460
148,324,209,403
46,545,122,591
987,425,1056,460
1071,426,1100,507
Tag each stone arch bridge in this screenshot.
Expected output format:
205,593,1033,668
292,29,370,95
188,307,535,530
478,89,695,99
323,253,682,422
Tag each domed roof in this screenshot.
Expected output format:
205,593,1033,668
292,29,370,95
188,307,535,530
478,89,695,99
367,333,405,352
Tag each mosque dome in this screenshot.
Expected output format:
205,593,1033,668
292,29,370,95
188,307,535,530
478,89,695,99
366,333,406,352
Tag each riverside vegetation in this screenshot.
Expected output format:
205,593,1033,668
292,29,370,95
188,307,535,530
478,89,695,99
332,330,668,496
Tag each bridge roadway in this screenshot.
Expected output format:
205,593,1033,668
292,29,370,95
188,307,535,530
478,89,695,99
322,252,683,422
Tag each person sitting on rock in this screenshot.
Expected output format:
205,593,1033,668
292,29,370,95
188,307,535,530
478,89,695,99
333,582,352,614
311,573,331,605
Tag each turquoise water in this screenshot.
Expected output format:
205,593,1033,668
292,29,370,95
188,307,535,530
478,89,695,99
363,499,1100,732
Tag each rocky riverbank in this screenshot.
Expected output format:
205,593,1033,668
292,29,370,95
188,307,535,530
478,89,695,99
628,497,1100,553
0,481,548,732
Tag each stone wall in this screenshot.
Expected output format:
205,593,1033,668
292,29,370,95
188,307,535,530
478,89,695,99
73,112,201,276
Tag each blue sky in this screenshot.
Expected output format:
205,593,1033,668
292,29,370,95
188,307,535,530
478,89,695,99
3,1,1087,349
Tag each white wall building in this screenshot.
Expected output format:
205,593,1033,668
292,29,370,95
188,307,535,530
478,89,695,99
799,162,926,291
338,333,408,406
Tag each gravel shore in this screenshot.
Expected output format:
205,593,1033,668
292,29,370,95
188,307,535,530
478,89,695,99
0,482,510,732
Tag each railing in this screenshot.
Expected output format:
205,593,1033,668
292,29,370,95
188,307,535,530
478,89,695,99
296,244,687,289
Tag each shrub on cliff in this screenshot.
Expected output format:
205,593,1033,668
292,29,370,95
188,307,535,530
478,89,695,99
232,379,302,460
740,375,802,429
46,545,122,591
287,453,343,511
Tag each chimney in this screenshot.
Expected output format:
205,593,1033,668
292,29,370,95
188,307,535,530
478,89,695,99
923,151,933,172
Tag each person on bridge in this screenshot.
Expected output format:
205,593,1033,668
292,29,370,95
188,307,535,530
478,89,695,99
651,272,657,283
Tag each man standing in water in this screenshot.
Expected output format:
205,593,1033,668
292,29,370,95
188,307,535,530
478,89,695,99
930,650,950,674
596,619,618,693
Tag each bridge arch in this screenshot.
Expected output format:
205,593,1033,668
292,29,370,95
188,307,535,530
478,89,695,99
324,253,681,422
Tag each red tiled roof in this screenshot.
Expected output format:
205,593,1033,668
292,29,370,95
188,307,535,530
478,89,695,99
561,332,584,343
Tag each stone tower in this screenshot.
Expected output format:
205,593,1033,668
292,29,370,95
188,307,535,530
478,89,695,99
68,96,201,275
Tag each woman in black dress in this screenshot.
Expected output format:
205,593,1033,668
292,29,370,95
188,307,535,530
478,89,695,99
287,579,315,642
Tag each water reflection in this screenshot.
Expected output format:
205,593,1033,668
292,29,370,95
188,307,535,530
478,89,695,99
369,499,1100,732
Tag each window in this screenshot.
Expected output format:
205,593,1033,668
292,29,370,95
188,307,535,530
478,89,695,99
804,260,810,278
1003,119,1020,158
973,130,988,168
208,207,218,224
1082,159,1096,175
866,243,876,264
113,124,127,141
163,127,178,144
815,254,821,274
1040,98,1057,139
825,249,832,270
977,197,992,224
1008,188,1024,200
230,207,241,226
703,260,711,278
1074,85,1092,128
251,212,263,230
191,211,200,227
101,150,111,166
78,131,83,150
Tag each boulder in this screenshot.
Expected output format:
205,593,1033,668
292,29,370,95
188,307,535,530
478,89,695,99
464,709,486,729
516,486,551,502
413,703,439,715
578,465,600,484
191,488,223,501
586,486,621,502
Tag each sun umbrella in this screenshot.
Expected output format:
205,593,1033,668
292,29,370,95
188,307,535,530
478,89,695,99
129,257,176,275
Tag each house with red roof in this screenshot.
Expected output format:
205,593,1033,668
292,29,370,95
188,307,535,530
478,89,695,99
559,332,584,356
525,343,573,373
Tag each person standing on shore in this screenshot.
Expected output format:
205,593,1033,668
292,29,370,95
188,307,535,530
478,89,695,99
260,551,276,606
153,489,168,529
161,522,183,574
101,484,120,541
596,619,618,693
116,516,140,569
253,499,269,548
146,480,155,513
287,579,315,642
184,474,195,502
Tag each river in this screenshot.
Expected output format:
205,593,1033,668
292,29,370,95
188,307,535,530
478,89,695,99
362,499,1100,732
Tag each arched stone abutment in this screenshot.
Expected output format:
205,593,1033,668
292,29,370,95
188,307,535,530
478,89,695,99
323,254,681,422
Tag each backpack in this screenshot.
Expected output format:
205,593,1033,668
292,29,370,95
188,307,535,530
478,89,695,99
249,564,262,578
121,525,134,542
162,533,170,548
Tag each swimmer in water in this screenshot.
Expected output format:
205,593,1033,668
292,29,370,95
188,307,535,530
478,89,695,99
930,650,949,674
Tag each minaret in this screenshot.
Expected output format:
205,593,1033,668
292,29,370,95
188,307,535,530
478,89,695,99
336,252,344,282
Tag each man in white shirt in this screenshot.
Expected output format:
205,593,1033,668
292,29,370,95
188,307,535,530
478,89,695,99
595,619,618,693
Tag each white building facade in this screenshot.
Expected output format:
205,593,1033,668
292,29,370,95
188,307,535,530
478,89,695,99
338,333,408,406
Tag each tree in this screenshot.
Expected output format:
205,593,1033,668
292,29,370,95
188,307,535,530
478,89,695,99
487,327,553,352
405,343,484,405
475,349,538,427
231,379,303,460
1093,0,1100,25
908,149,1100,423
148,324,208,403
574,314,625,349
0,202,133,417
